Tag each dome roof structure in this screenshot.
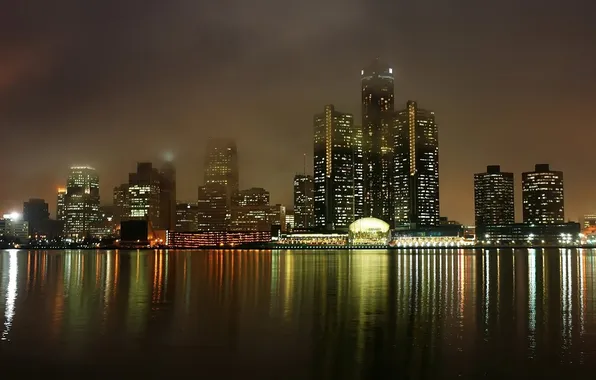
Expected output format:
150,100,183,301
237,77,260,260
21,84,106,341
348,218,390,234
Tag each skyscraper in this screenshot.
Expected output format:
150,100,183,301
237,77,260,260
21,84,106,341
393,101,440,229
196,183,228,231
128,163,161,228
522,164,564,224
204,138,239,208
113,183,129,226
175,202,199,232
159,161,176,231
56,188,66,222
474,165,515,227
23,198,49,236
313,104,355,231
353,124,364,220
64,166,100,239
293,174,314,229
361,58,394,221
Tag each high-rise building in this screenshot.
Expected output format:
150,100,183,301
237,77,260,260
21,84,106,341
64,166,100,239
230,188,270,232
474,165,515,227
393,101,440,228
113,183,129,225
268,204,287,232
159,161,176,231
197,183,228,231
204,138,239,208
313,104,355,231
176,202,199,232
23,198,49,236
582,214,596,229
293,174,314,229
285,213,294,231
128,163,161,228
522,164,564,224
361,58,394,221
353,124,364,219
56,188,66,222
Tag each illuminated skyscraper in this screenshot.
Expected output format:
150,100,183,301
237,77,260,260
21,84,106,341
204,138,239,208
361,58,394,222
197,183,228,231
474,166,515,227
64,166,100,238
293,174,314,229
159,161,176,231
353,124,364,219
522,164,564,224
393,101,439,228
56,188,66,222
128,163,161,228
313,104,355,231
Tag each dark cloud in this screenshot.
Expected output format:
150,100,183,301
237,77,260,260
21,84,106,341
0,0,595,223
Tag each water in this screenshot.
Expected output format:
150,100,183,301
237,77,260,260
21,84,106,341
1,249,596,378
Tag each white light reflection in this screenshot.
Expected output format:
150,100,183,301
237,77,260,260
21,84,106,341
484,250,490,330
2,252,18,341
528,249,537,353
561,249,572,348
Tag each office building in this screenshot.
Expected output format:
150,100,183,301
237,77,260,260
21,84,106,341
23,198,50,236
268,204,287,232
159,161,176,231
197,183,228,231
176,202,199,232
522,164,564,224
56,188,66,222
293,174,314,229
393,101,440,229
204,138,239,208
353,124,364,219
113,183,129,225
229,188,270,232
582,214,596,229
361,58,394,221
474,165,515,227
64,166,100,239
0,213,29,242
313,104,355,231
128,163,161,229
285,213,294,231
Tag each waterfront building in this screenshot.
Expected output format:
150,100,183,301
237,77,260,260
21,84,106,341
474,165,515,227
522,164,564,224
313,104,356,231
393,101,440,228
293,174,314,229
64,166,100,239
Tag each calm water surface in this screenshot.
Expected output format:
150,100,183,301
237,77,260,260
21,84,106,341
1,249,596,378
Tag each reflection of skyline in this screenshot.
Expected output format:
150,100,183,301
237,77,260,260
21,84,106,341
1,249,596,375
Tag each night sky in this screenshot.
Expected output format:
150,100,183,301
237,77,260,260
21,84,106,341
1,0,594,224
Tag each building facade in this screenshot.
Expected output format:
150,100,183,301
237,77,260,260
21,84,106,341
64,166,101,239
522,164,564,224
175,202,199,232
204,138,239,209
474,165,515,227
293,174,314,230
393,101,440,229
197,183,228,231
23,198,50,236
128,163,161,228
56,188,66,222
313,105,356,231
113,183,129,226
361,58,394,222
230,188,271,232
159,161,177,231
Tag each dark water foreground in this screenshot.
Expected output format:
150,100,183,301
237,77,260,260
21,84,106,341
1,249,596,379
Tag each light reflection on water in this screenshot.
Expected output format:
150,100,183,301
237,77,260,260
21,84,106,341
0,249,596,377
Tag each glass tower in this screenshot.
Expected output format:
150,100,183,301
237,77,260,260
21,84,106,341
313,104,355,231
393,101,440,228
361,58,394,222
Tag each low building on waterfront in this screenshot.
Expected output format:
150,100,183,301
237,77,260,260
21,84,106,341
275,232,348,247
390,224,474,247
348,218,391,245
166,231,271,248
476,222,581,245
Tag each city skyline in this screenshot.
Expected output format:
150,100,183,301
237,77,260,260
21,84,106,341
1,1,595,224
